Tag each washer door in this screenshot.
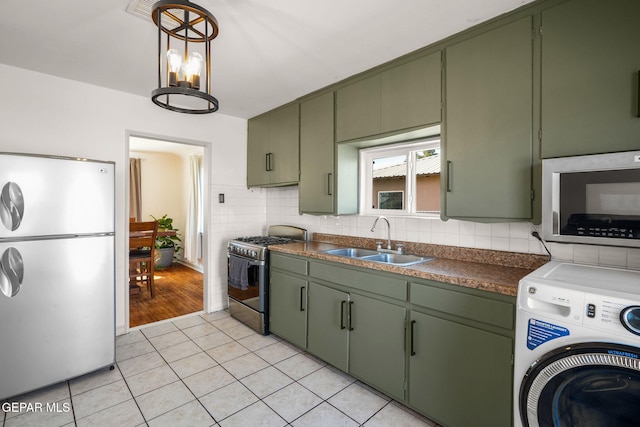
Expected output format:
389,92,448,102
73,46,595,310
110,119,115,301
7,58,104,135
519,343,640,427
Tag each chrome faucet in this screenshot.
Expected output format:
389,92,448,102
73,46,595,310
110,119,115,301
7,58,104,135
370,216,392,251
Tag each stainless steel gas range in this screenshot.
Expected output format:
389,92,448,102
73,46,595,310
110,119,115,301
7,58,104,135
227,225,307,334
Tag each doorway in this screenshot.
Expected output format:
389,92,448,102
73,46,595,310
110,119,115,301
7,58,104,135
127,134,208,328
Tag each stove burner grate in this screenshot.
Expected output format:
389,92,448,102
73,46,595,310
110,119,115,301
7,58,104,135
234,236,294,246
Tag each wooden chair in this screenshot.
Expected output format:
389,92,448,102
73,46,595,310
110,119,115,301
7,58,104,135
129,221,158,298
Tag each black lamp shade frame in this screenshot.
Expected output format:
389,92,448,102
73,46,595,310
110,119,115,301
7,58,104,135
151,0,219,114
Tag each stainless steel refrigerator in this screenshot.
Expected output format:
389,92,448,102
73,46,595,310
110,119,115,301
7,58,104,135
0,153,115,400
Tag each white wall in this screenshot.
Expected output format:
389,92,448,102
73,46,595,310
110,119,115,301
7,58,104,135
130,150,188,239
0,63,257,334
265,186,640,270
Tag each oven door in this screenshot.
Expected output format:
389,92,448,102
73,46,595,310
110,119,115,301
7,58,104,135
519,342,640,427
227,253,266,312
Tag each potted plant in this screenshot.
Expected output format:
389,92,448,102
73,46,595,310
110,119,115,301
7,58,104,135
151,214,182,269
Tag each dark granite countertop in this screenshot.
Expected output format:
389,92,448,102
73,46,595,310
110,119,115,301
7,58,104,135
268,233,549,297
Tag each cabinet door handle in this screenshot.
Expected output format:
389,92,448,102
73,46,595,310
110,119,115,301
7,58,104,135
266,153,274,171
410,320,416,356
340,300,346,330
265,153,269,171
446,160,453,192
348,301,354,331
637,70,640,118
299,286,305,311
327,173,333,196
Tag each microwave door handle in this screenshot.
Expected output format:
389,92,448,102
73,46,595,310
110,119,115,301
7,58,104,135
552,211,560,235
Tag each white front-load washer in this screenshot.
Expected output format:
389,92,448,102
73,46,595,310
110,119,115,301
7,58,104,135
514,261,640,427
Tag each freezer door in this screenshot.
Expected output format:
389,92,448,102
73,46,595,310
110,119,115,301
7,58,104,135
0,236,115,400
0,154,114,237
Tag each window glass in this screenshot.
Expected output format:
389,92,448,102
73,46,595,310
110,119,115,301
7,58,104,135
361,139,440,216
372,154,406,210
414,149,440,214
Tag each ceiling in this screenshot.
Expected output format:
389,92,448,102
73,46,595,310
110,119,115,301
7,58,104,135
0,0,535,119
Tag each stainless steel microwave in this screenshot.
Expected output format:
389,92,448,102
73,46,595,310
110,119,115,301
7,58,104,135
542,151,640,248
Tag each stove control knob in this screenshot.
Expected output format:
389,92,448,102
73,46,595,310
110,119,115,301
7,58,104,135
251,250,257,258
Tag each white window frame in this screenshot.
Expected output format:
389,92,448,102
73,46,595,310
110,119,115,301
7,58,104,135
359,138,440,217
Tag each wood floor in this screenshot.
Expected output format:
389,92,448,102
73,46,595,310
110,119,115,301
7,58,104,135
129,262,203,328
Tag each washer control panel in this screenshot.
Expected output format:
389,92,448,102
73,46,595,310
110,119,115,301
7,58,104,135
583,292,640,336
520,280,640,338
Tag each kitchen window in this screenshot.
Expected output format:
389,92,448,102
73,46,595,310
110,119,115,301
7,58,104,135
360,138,440,216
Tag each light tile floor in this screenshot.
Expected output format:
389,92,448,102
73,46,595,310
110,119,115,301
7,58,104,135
1,311,440,427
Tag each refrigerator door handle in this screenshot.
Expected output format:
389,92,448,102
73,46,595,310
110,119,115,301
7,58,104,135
0,182,25,231
0,247,24,298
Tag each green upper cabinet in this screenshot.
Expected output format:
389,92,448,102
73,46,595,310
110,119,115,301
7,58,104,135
299,92,359,216
247,103,300,187
336,74,380,143
246,113,270,186
443,16,534,221
336,52,442,142
381,52,442,133
299,92,335,214
540,0,640,158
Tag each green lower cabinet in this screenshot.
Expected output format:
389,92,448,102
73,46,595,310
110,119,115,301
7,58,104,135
269,271,307,349
348,293,406,401
307,282,349,372
408,310,513,427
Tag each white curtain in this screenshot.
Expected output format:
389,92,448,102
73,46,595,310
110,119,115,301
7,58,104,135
184,155,203,264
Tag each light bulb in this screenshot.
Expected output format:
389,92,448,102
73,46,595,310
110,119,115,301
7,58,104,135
166,49,182,87
184,52,203,90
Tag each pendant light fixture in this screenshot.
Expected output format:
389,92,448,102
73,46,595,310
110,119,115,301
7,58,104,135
151,0,219,114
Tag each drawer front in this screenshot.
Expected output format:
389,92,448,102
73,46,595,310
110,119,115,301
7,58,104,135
410,283,514,329
271,253,308,276
309,262,407,301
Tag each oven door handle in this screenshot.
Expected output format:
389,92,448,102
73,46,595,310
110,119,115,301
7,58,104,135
228,254,265,267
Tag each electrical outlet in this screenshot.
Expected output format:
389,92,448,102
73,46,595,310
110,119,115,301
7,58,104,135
530,224,540,235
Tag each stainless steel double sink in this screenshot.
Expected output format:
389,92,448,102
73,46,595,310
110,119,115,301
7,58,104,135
323,248,433,266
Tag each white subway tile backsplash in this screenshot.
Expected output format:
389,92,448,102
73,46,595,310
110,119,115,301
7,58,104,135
509,238,530,253
548,242,573,262
254,186,640,269
491,223,510,238
574,245,600,265
599,246,629,268
491,236,510,251
510,222,531,239
628,249,640,270
474,222,493,237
